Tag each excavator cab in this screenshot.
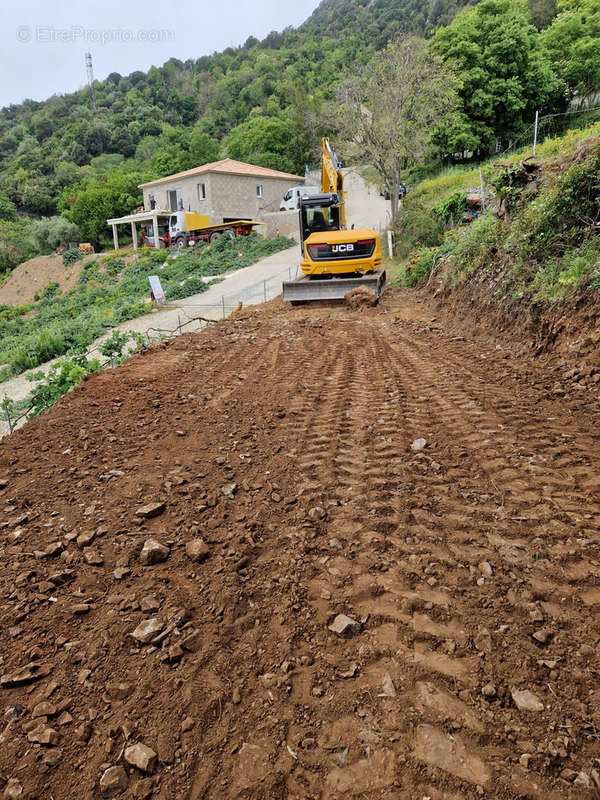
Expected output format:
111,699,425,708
299,193,341,247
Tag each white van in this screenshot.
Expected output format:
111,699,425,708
280,185,318,211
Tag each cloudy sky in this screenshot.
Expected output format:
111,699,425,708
1,0,322,108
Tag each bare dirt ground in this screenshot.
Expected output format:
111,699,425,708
0,292,599,800
0,254,101,306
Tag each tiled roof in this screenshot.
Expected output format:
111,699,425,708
139,158,305,188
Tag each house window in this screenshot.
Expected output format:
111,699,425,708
256,184,263,198
197,183,207,200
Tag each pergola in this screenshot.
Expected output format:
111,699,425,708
106,210,170,251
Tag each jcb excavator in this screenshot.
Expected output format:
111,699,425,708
282,138,385,303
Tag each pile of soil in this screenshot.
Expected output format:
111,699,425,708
344,286,379,310
0,255,92,306
0,293,599,799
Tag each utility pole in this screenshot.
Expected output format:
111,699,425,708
533,110,539,157
85,52,97,111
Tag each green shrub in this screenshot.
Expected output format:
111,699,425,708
0,193,17,222
42,282,60,299
31,217,80,253
104,257,124,275
406,248,436,286
28,354,101,417
62,248,82,266
432,191,466,225
394,198,445,258
99,329,130,365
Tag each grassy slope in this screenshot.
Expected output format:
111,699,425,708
0,235,293,381
388,122,600,300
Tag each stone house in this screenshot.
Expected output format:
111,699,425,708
139,158,305,222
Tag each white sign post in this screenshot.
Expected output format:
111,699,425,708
149,275,165,306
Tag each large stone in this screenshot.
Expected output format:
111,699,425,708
32,701,56,718
124,743,157,773
140,538,169,566
130,618,164,644
136,502,165,519
3,779,23,799
0,662,51,687
185,539,210,563
99,765,128,797
105,682,133,700
328,614,361,638
27,724,60,745
83,548,104,566
511,688,544,712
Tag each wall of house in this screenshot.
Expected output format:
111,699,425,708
142,174,303,222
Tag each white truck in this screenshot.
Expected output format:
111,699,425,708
280,185,319,211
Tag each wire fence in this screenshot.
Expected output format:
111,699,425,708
498,104,600,159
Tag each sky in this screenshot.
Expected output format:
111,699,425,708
1,0,322,108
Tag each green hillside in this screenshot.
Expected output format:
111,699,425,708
0,0,476,220
0,0,598,271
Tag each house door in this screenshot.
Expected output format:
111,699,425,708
168,189,182,211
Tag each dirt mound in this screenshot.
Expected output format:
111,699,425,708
0,254,94,306
344,286,380,310
0,294,599,799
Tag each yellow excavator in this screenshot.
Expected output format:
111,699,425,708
282,138,385,302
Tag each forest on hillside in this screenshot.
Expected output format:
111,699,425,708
0,0,598,268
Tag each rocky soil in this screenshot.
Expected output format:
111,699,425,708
0,292,599,799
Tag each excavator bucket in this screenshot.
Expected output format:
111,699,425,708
282,270,386,303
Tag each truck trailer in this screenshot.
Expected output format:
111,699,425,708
141,211,263,249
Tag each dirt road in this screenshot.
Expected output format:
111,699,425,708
0,293,598,799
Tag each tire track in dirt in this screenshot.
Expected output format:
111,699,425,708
1,299,598,800
274,314,599,798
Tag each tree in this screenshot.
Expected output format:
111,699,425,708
0,220,36,273
30,217,80,253
188,130,220,165
65,172,143,244
0,192,17,222
336,37,459,219
433,0,560,152
541,1,600,100
225,116,297,173
529,0,558,29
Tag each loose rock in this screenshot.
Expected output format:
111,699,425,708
124,743,157,773
140,538,169,566
411,438,427,452
99,765,128,797
27,724,60,745
3,779,23,799
328,614,361,638
130,618,164,644
83,548,103,566
511,687,544,712
136,502,165,519
185,539,210,563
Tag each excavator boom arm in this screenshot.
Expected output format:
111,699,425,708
321,138,346,229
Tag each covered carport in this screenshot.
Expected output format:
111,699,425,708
106,211,169,251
